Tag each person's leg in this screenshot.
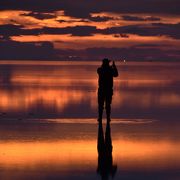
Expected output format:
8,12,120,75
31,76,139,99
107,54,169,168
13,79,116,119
105,90,113,121
98,89,105,121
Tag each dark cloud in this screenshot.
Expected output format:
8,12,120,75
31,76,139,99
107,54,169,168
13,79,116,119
42,25,97,36
146,17,161,21
113,34,129,38
133,44,170,48
0,24,24,38
54,44,180,61
101,23,180,39
89,16,114,22
2,24,95,38
0,0,179,18
1,39,179,61
84,47,180,61
121,15,161,21
22,12,56,20
0,24,98,37
1,23,180,39
0,24,42,38
0,40,56,60
151,23,180,39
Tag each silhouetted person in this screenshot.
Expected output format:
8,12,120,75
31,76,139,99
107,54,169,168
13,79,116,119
97,121,117,180
97,58,118,122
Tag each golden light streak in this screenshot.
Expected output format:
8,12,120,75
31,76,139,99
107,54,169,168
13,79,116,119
0,82,180,113
0,139,179,169
0,88,88,112
11,34,180,50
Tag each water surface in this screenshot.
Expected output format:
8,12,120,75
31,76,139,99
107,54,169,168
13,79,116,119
0,61,180,179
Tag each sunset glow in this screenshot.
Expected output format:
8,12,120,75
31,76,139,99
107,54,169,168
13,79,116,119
0,1,179,60
0,1,180,179
0,138,180,170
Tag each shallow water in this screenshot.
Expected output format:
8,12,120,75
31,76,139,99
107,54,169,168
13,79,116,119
0,61,180,179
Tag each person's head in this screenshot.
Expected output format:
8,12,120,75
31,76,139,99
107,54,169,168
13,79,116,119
102,58,111,67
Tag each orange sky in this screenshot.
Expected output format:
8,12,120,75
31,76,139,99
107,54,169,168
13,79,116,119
0,1,180,60
0,10,179,49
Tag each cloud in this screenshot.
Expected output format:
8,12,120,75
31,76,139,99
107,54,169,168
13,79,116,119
0,24,24,38
146,17,162,21
0,1,179,62
113,34,129,38
0,38,179,61
0,40,56,60
0,24,99,37
1,23,180,39
100,23,180,39
121,15,161,21
151,23,180,39
22,12,56,20
42,25,98,36
0,24,45,42
89,16,114,22
84,46,180,61
133,44,168,48
0,0,179,18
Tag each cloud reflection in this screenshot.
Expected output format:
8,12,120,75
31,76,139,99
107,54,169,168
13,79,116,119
0,62,180,120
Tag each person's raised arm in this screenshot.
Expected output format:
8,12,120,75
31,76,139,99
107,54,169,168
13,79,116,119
97,67,101,75
112,61,118,77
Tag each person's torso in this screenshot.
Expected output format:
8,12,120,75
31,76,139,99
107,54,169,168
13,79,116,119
98,66,113,89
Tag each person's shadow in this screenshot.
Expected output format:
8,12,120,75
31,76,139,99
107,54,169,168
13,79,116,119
97,121,117,180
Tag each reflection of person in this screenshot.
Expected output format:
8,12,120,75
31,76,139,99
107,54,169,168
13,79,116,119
97,121,117,180
97,58,118,122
